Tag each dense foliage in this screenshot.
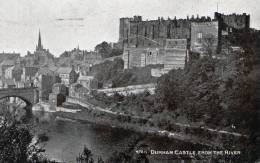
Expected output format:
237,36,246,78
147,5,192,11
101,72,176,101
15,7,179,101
95,41,123,58
0,111,57,163
91,58,158,88
90,30,260,162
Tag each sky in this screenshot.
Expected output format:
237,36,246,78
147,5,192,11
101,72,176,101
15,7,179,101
0,0,259,56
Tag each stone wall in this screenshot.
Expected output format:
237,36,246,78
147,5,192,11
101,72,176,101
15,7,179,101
123,47,164,69
214,12,250,30
0,87,38,105
119,16,213,48
164,49,187,70
190,21,219,54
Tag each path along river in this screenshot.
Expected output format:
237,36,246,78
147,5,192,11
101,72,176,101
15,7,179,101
32,110,210,163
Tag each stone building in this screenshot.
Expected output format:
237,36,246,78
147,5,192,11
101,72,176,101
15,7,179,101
49,83,68,107
69,46,84,60
0,52,20,63
123,39,188,70
24,31,55,66
214,12,250,30
22,53,35,66
57,67,78,86
21,66,39,82
33,68,61,101
34,31,55,66
3,78,16,88
69,83,89,99
83,51,102,66
0,60,15,77
77,75,98,90
123,47,164,69
4,65,23,82
164,39,188,70
190,21,220,55
118,15,212,48
119,13,250,49
120,12,250,68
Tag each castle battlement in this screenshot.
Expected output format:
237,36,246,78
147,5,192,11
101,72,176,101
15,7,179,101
118,12,250,49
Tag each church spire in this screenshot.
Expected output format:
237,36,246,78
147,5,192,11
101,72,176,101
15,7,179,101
37,29,43,50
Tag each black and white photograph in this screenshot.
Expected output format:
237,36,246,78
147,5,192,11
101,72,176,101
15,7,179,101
0,0,259,162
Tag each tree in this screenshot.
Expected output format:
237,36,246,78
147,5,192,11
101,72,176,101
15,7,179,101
0,111,55,163
95,41,123,58
155,69,185,111
110,48,123,58
76,146,94,163
95,41,112,58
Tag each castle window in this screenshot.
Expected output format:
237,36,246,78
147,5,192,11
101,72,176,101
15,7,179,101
197,33,203,39
197,33,203,43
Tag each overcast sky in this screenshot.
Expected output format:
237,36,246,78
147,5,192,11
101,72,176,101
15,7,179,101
0,0,259,56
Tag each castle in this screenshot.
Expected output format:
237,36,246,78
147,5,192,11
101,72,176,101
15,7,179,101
119,12,250,48
120,12,250,70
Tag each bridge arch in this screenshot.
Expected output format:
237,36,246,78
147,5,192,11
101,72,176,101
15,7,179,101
0,95,32,106
0,87,39,107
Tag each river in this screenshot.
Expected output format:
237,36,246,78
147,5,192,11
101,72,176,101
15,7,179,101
32,110,211,163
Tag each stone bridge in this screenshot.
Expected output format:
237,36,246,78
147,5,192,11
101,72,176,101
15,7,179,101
0,87,39,106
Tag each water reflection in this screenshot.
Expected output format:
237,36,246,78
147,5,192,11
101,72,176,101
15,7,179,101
32,110,140,162
32,110,210,163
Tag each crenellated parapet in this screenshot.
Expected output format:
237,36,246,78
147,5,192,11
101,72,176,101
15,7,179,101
214,12,250,30
119,12,250,49
119,15,214,48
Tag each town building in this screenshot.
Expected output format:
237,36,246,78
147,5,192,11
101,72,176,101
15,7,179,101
52,83,68,96
57,67,78,86
3,78,16,88
23,31,55,66
33,68,61,101
58,48,102,68
0,52,20,63
83,51,102,66
4,65,23,82
22,52,35,66
69,83,89,99
15,81,26,88
49,83,68,107
21,66,39,82
77,75,98,90
0,60,16,77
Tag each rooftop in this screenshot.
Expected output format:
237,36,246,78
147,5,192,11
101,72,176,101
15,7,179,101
78,75,95,81
38,67,57,76
0,60,15,66
57,67,73,74
4,78,15,86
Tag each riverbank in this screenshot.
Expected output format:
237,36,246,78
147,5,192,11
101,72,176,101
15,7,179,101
53,97,248,149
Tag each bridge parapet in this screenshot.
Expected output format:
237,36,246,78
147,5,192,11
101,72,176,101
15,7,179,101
0,87,39,105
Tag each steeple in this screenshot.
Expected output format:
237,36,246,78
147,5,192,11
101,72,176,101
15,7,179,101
37,29,43,50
